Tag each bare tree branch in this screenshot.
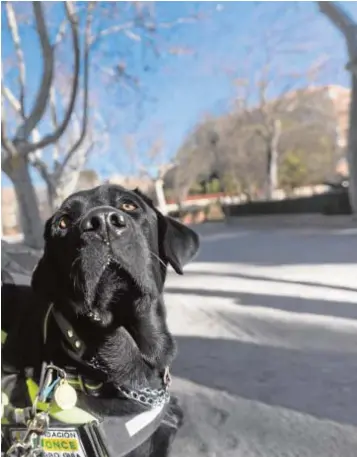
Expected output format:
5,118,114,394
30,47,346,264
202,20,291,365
89,11,197,48
54,18,68,47
0,83,47,161
1,82,17,162
123,29,141,42
49,86,58,130
2,82,22,115
5,1,26,117
23,1,80,153
56,2,94,179
317,2,357,40
15,1,54,142
29,152,51,184
157,161,177,180
90,22,134,46
48,87,60,162
64,140,95,173
149,16,198,30
317,1,357,74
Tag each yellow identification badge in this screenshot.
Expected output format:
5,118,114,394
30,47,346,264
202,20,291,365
10,427,87,457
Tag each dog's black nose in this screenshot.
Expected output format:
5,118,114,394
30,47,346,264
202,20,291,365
80,206,126,237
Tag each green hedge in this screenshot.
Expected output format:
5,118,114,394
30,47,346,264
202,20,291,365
222,190,351,217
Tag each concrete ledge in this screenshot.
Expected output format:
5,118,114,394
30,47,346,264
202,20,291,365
224,214,357,229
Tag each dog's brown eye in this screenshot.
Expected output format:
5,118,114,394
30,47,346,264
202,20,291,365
58,215,71,230
121,202,137,212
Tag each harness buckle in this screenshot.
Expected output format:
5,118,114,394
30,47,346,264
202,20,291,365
26,412,49,435
6,412,49,457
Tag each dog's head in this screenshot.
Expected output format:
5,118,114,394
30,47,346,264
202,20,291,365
32,185,199,327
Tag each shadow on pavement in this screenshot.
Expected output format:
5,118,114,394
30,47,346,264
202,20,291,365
173,334,357,427
195,230,357,265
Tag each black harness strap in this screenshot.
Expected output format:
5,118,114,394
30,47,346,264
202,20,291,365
50,307,86,358
80,403,168,457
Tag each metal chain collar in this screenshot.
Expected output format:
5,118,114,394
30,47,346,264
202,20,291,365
88,356,171,408
116,385,170,408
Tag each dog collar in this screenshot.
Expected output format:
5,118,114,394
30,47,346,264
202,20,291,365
44,304,86,357
42,304,172,400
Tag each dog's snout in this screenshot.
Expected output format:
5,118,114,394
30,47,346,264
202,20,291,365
80,206,126,237
108,212,125,229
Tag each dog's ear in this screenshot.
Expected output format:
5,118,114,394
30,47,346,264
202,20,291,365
132,188,200,274
158,213,200,275
31,218,56,299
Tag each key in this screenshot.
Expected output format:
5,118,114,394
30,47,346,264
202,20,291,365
20,412,49,451
26,412,49,436
6,412,49,456
6,441,28,456
31,449,45,457
18,412,49,456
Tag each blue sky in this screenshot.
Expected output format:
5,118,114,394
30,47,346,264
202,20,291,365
2,1,357,188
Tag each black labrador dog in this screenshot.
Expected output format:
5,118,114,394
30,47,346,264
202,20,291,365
1,184,199,457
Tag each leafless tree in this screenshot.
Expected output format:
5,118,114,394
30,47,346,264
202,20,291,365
2,1,197,247
124,133,176,215
168,118,218,204
168,9,332,203
317,1,357,214
2,2,77,247
170,81,341,202
30,109,108,213
229,23,332,200
2,2,100,247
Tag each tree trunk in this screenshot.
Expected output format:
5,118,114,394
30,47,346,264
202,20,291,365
5,154,44,249
265,120,281,200
177,199,185,219
54,174,79,209
154,178,168,215
46,182,57,215
347,73,357,214
45,171,80,213
266,146,278,200
317,1,357,214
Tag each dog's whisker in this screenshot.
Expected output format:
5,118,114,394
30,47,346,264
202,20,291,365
69,255,82,293
70,255,81,278
149,251,166,269
98,257,112,275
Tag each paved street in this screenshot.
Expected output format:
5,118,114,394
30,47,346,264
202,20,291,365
166,221,357,457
